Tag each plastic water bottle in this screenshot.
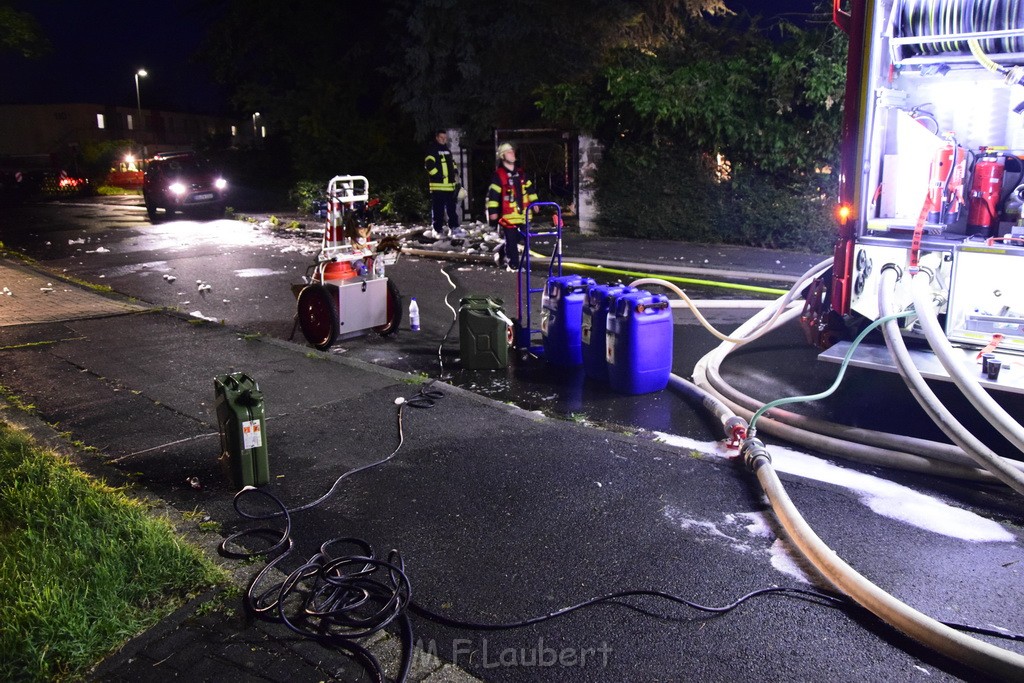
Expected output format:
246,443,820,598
409,297,420,331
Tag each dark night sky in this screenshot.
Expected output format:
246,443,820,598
0,1,826,116
0,1,228,114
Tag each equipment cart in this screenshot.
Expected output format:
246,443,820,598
513,201,564,357
294,175,402,350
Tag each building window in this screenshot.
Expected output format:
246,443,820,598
127,114,134,131
96,113,105,129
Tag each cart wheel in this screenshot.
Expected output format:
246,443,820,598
374,279,403,336
296,283,339,350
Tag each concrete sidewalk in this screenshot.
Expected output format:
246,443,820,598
1,251,1022,683
0,257,146,325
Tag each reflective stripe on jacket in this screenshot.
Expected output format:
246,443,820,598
425,142,458,192
486,165,538,226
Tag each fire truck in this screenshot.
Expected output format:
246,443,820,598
805,0,1024,385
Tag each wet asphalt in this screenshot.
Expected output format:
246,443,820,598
1,197,1023,682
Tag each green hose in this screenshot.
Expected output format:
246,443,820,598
748,310,915,433
559,261,789,297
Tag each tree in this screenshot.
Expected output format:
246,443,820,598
386,0,732,140
0,1,48,58
536,9,846,180
534,4,847,248
200,1,420,183
200,0,732,184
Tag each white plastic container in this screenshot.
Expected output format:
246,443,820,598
409,297,420,331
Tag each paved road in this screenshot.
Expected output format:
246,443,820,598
3,198,1024,682
0,198,790,437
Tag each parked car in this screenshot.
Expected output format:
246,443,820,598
143,152,227,220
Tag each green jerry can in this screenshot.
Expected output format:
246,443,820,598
213,372,270,488
459,295,511,370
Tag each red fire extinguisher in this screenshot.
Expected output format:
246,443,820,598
967,154,1005,237
926,134,967,225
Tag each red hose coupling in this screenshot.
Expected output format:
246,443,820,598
725,419,747,451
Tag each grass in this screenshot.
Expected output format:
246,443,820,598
0,421,226,681
95,186,142,196
0,385,36,414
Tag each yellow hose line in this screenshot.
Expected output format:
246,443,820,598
968,38,1005,74
556,260,789,296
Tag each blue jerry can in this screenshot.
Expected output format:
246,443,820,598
541,275,595,366
606,291,673,395
582,284,635,382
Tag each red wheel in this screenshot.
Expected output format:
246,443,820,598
374,279,403,336
296,283,339,350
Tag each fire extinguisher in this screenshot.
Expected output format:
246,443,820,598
926,134,967,225
966,154,1005,237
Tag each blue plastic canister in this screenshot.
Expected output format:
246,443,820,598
606,290,674,394
582,284,634,382
541,275,595,366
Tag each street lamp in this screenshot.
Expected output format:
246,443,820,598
252,112,260,143
134,69,147,154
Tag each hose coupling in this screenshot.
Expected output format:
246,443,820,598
913,265,935,283
740,437,771,472
724,416,748,451
879,262,903,281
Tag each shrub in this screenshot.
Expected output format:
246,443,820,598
375,182,428,222
595,139,834,253
289,179,325,214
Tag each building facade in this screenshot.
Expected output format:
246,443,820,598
0,102,253,170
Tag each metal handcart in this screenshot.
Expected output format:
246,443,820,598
513,201,564,358
294,175,401,350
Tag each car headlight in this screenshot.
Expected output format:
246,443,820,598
214,178,227,190
169,182,186,195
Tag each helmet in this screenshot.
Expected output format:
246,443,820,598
496,143,515,161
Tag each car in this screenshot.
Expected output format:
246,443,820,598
143,152,227,220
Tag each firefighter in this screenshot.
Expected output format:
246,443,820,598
486,143,538,270
424,129,463,238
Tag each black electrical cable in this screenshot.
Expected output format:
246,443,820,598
410,586,846,631
219,382,442,682
221,486,415,683
220,383,1024,683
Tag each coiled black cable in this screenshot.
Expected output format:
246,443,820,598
228,497,413,681
219,382,442,682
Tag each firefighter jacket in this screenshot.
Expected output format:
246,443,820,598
486,165,538,227
424,141,459,192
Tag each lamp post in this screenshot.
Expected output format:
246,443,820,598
134,69,147,155
252,112,260,144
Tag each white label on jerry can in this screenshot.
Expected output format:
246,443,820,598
606,334,615,363
242,419,263,449
581,311,592,345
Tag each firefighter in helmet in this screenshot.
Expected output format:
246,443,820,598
486,143,538,270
